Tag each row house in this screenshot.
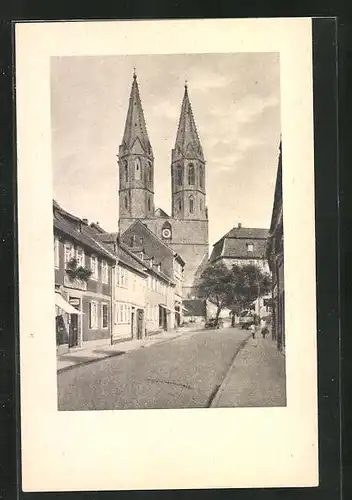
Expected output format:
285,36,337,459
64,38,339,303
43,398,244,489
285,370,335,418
120,219,185,331
92,230,183,339
53,201,115,354
266,141,285,352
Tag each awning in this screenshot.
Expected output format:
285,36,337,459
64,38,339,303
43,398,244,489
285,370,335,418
159,304,177,314
55,293,83,315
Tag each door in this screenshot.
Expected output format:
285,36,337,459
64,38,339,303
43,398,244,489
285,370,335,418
131,311,135,338
69,314,79,347
137,309,144,339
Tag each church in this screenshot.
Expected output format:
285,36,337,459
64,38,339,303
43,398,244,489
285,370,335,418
118,72,209,299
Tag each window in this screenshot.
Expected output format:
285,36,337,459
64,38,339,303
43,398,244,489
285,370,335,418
148,197,151,212
76,247,85,267
124,195,128,209
200,199,203,212
91,255,98,280
177,198,182,211
124,161,128,182
135,158,141,180
247,243,254,252
177,166,183,185
200,166,204,189
188,163,195,185
102,304,108,328
89,301,98,329
64,242,74,267
54,237,59,268
148,162,152,182
102,260,108,284
189,196,194,214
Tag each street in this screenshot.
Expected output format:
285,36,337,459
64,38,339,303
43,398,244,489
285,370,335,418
58,327,250,411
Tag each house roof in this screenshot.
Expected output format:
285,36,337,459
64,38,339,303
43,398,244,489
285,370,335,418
54,215,115,261
116,243,147,276
210,226,268,262
222,227,269,241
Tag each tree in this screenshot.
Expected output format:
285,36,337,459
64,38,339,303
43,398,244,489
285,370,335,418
198,261,272,327
198,262,232,322
228,263,272,318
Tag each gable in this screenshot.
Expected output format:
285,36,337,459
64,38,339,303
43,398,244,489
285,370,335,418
130,136,146,155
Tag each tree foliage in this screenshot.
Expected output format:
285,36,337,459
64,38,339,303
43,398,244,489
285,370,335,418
198,261,272,319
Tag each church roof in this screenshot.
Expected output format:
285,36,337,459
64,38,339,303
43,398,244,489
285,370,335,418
173,85,204,161
120,72,153,157
155,207,170,218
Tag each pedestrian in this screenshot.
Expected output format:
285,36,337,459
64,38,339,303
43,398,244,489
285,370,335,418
262,326,269,339
250,323,256,339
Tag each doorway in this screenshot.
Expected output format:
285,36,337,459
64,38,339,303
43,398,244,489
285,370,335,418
136,309,144,339
69,314,79,347
131,310,135,339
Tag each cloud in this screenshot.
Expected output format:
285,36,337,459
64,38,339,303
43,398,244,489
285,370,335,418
151,100,180,121
234,94,279,124
187,70,232,92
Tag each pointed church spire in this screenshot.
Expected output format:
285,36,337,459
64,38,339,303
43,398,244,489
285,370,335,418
121,72,153,157
174,85,204,161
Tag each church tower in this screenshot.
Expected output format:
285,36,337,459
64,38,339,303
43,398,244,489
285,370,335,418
118,71,155,234
169,84,209,298
171,84,207,221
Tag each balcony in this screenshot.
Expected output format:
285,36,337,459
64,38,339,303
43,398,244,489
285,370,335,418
64,274,87,291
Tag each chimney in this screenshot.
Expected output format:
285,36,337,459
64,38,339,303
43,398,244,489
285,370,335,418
82,218,89,225
238,222,242,229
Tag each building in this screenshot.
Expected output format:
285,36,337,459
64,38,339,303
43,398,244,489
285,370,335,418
209,223,270,273
266,141,285,351
53,201,115,353
118,72,209,299
120,219,185,333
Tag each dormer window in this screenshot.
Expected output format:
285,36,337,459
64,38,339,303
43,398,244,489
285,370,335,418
247,243,254,252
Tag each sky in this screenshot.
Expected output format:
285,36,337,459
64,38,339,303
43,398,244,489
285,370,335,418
51,52,281,247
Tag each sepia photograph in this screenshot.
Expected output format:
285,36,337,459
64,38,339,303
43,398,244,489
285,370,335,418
16,18,317,491
52,53,285,411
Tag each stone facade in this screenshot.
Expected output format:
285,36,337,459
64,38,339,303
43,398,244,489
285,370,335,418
118,74,209,299
266,141,285,352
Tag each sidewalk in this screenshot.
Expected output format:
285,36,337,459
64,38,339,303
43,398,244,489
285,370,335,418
57,325,203,373
211,334,286,407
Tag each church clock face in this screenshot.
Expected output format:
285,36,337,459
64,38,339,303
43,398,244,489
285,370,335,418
162,228,171,239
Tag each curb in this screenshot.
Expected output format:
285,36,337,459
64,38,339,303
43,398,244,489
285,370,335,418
57,332,184,374
208,333,252,408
